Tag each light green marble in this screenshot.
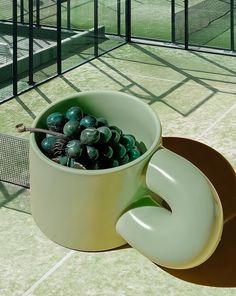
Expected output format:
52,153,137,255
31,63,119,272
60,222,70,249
0,43,236,296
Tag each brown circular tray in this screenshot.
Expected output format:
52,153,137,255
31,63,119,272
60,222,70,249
161,137,236,287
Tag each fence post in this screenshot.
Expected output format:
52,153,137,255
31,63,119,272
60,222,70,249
20,0,24,24
125,0,131,42
171,0,176,43
94,0,99,57
13,0,18,96
117,0,121,35
230,0,235,51
67,0,71,29
36,0,40,27
184,0,188,49
28,0,35,85
57,0,62,75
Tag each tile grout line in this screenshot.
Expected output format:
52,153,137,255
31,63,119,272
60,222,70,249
21,250,75,296
197,102,236,139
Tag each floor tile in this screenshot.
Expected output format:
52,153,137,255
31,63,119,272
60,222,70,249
114,46,236,94
0,206,68,296
151,92,236,139
29,249,236,296
100,55,186,83
198,104,236,168
0,182,30,214
0,43,236,296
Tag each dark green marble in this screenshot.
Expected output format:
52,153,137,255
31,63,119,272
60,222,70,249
80,128,100,145
108,129,121,145
108,158,119,168
128,148,141,161
80,115,97,128
109,126,123,136
97,126,112,144
119,154,130,165
85,145,99,161
101,145,113,159
65,140,83,158
41,136,56,154
120,135,135,152
113,143,126,159
58,155,70,166
66,106,83,121
46,112,65,132
63,120,81,137
96,117,108,127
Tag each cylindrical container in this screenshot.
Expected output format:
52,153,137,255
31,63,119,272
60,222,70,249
30,91,161,251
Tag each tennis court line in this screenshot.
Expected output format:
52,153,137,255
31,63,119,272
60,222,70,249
197,102,236,139
113,70,236,94
21,250,75,296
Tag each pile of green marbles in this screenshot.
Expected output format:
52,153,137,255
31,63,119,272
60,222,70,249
41,106,145,170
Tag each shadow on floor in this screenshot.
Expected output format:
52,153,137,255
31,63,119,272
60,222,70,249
0,181,30,214
101,44,236,116
159,137,236,288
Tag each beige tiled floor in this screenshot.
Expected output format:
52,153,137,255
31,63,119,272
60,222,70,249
0,44,236,296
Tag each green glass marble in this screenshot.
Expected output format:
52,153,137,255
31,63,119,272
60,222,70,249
113,143,126,159
66,106,83,121
128,148,141,161
96,117,108,127
41,136,56,154
108,129,121,145
97,126,112,144
120,135,135,152
135,141,148,154
57,155,70,166
46,112,65,132
65,140,83,158
108,158,119,168
80,115,97,128
69,158,75,168
80,128,100,145
63,120,81,137
86,145,99,161
119,154,130,165
101,145,113,159
43,104,144,170
88,160,103,170
109,125,122,136
54,156,76,168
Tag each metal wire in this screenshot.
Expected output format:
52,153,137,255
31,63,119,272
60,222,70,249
175,0,235,44
0,133,30,188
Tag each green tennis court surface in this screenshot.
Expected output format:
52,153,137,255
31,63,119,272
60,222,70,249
1,0,236,103
0,0,235,49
